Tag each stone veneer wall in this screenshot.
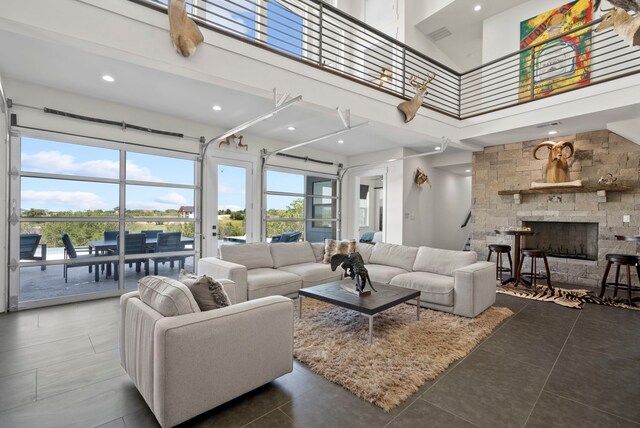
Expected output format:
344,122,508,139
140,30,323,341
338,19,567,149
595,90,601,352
471,130,640,288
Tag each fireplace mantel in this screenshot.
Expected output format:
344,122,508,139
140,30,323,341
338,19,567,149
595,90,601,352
497,184,634,195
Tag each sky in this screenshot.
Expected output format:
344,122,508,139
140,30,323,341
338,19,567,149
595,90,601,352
19,138,306,214
21,137,194,213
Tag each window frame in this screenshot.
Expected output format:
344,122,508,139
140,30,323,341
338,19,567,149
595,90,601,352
9,128,200,310
263,166,338,242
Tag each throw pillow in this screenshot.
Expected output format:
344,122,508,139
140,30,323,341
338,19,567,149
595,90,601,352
178,270,231,311
323,239,356,264
138,276,201,317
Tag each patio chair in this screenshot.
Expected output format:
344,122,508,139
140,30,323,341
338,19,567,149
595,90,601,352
142,229,163,252
112,233,149,281
282,230,302,242
270,234,283,243
104,230,129,241
150,232,186,275
141,229,163,239
20,233,47,270
61,233,99,283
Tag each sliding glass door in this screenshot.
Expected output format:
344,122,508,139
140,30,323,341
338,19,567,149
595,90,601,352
8,131,198,309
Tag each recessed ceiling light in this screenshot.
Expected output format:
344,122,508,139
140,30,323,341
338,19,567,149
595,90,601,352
102,75,115,82
465,169,471,173
287,126,296,131
548,130,558,135
212,105,222,111
387,158,397,162
474,5,482,12
435,146,441,150
338,139,344,144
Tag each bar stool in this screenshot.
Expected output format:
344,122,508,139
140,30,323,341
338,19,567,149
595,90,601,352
599,254,640,305
487,244,512,281
516,248,553,290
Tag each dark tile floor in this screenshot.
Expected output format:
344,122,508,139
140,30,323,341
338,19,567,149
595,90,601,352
0,291,638,428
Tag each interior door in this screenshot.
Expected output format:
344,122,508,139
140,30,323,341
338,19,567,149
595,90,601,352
204,157,253,257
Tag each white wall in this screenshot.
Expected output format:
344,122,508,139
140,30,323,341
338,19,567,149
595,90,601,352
401,150,471,249
403,2,462,70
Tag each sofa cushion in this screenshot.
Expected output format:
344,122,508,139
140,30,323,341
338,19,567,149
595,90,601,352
178,270,231,311
270,242,316,268
355,242,374,264
138,276,201,317
369,242,418,271
390,272,454,307
310,242,325,262
323,239,356,264
364,264,409,284
413,247,477,277
246,268,302,300
220,242,273,270
279,262,343,286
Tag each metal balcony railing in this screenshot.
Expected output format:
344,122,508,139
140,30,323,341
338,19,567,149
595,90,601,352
131,0,640,120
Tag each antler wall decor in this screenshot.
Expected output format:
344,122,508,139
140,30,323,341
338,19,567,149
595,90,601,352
397,73,436,123
414,167,431,188
218,134,248,150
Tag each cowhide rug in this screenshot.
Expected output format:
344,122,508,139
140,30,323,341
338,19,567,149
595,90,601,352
497,284,640,310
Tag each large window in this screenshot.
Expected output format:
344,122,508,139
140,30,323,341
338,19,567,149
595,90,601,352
10,134,198,308
265,169,337,242
265,0,304,57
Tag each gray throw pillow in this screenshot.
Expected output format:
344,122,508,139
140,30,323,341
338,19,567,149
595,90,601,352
178,270,231,311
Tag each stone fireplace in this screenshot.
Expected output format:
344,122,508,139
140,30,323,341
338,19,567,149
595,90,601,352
471,130,640,288
521,221,598,261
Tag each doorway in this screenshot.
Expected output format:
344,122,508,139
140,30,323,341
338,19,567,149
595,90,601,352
204,157,253,257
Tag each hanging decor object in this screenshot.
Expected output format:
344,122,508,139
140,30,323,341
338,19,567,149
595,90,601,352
218,134,248,150
533,140,575,183
594,6,640,47
414,167,431,188
168,0,204,57
397,73,436,123
518,0,593,101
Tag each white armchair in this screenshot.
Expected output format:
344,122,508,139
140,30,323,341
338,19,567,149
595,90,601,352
120,283,294,428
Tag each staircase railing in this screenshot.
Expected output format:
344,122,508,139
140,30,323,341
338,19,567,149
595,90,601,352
131,0,640,120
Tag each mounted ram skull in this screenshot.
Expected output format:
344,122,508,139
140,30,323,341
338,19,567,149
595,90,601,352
533,140,575,183
397,73,436,123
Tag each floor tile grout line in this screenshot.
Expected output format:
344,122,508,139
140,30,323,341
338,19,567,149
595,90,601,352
278,407,295,424
382,395,430,427
424,401,483,428
558,338,640,364
239,407,282,428
521,308,582,427
0,331,96,355
544,390,640,426
411,298,532,399
473,346,554,372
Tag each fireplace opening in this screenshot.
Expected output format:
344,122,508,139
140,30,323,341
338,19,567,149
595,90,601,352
521,221,598,261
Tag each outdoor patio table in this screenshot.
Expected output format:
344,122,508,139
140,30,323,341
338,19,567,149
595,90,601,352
89,237,195,277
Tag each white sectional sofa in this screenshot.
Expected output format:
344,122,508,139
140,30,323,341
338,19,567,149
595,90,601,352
198,241,496,318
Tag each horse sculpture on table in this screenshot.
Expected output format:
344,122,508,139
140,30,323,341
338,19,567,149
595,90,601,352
330,252,377,293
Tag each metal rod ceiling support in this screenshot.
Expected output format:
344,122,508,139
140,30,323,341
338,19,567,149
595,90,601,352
269,121,368,156
202,94,302,153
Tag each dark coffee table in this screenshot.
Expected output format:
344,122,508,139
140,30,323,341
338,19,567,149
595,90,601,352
298,280,421,344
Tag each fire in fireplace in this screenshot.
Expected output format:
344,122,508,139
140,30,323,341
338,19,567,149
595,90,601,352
521,221,598,261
